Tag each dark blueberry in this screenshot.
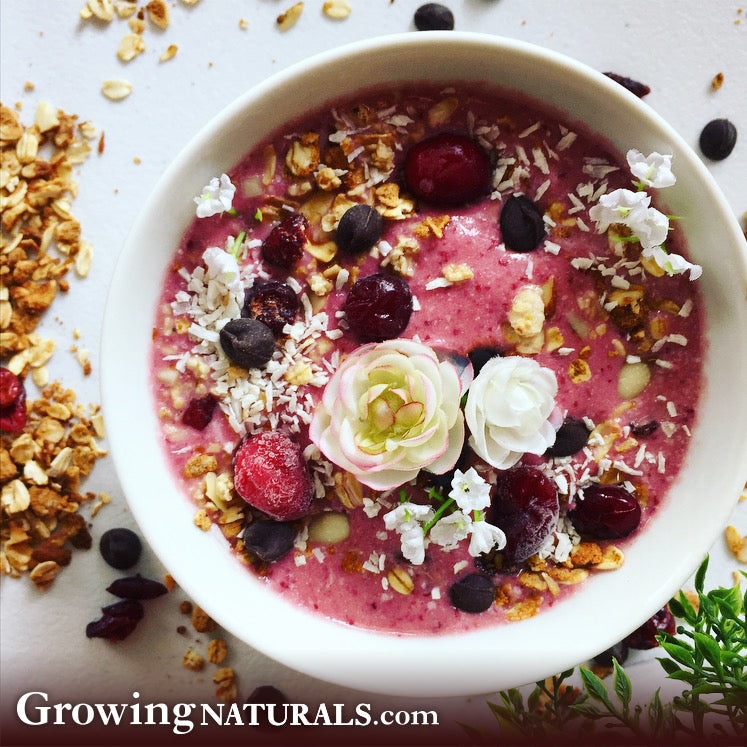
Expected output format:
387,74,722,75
242,521,296,563
261,214,308,268
102,599,145,621
336,204,383,255
449,574,495,613
568,484,641,540
344,273,413,342
592,641,629,667
246,685,289,729
623,605,676,650
86,614,140,642
630,419,659,438
488,466,558,563
0,368,23,407
181,394,218,431
545,417,590,458
499,194,546,253
468,346,502,376
414,3,454,31
106,574,169,600
404,133,491,207
99,528,142,570
603,73,651,98
219,318,275,369
699,118,737,161
242,281,298,335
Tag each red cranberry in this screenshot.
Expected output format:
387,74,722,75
181,394,218,431
102,599,145,621
86,614,141,642
568,484,641,540
623,605,676,650
630,420,659,438
404,133,491,206
344,273,413,342
488,466,559,563
233,432,313,521
243,281,299,335
261,214,308,268
106,574,169,600
0,368,23,407
0,372,26,434
603,73,651,98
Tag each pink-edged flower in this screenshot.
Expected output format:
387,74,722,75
310,339,471,490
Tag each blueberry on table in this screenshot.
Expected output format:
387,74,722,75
336,204,383,255
499,194,546,253
260,213,309,268
219,318,275,369
623,605,675,650
568,484,641,540
449,574,495,613
242,521,296,563
344,273,413,342
414,3,455,31
99,527,142,570
603,72,651,98
181,394,218,431
243,280,299,335
699,118,737,161
545,416,590,458
246,686,289,729
404,133,491,207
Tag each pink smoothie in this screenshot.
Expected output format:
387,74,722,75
150,82,704,635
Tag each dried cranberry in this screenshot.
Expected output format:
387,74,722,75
404,133,491,206
449,574,495,613
99,528,142,570
344,273,413,342
499,194,546,253
603,73,651,98
569,484,641,540
336,204,383,254
0,368,23,407
261,214,308,268
233,432,313,521
106,574,169,600
246,685,289,729
219,318,275,369
0,380,26,433
488,466,559,563
243,281,299,335
102,599,145,621
181,394,218,431
592,641,629,667
699,118,737,161
86,614,140,641
242,520,296,563
545,417,590,458
630,419,659,438
414,3,454,31
623,605,676,650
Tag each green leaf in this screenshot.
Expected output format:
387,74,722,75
507,688,524,713
579,667,611,704
570,703,606,720
612,659,632,707
668,597,686,619
660,641,696,668
665,670,699,685
674,591,698,623
692,631,723,670
647,689,664,735
657,657,683,676
694,556,709,593
527,687,541,712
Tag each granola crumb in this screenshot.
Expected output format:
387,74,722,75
238,18,249,30
163,573,177,591
23,81,35,92
277,2,304,31
182,648,205,671
159,44,178,63
193,509,211,531
711,72,724,90
207,638,227,664
191,604,217,633
179,600,193,615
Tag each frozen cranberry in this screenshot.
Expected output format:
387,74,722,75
0,380,26,433
488,466,559,563
242,520,296,562
604,73,651,98
243,281,299,335
219,318,275,369
499,195,546,253
344,273,413,342
99,528,142,570
449,574,495,613
233,432,313,521
246,685,289,729
414,3,454,31
404,133,491,206
545,417,590,458
261,214,308,268
569,484,641,540
181,394,218,431
336,204,383,254
592,641,629,667
0,368,23,407
106,574,169,600
467,346,502,376
623,605,676,650
699,118,737,161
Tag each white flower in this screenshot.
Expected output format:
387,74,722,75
464,356,557,470
626,149,676,188
201,247,244,315
310,339,470,490
399,525,428,565
627,206,670,250
448,467,492,513
429,511,472,550
467,520,506,557
589,188,650,232
642,245,703,280
383,502,434,566
194,173,236,218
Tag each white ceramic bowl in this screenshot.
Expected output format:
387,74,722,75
102,33,747,697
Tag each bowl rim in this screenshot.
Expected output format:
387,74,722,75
102,31,747,697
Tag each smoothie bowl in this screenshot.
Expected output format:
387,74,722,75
102,33,747,696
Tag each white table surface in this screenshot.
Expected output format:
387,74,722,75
1,1,746,744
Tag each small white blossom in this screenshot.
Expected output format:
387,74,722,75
589,188,669,250
448,467,492,513
626,149,676,188
399,524,428,566
642,245,703,280
628,206,670,250
202,246,243,300
194,173,236,218
383,502,434,566
467,520,506,557
429,511,472,551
